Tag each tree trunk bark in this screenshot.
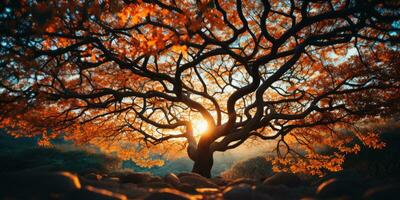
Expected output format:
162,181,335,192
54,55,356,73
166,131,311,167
192,149,213,178
191,136,214,178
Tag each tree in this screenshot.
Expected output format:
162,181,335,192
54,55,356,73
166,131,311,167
1,0,399,177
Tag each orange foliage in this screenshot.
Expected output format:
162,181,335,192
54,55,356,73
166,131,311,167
0,0,399,175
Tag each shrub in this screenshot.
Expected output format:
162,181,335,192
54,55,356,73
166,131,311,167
0,131,120,174
342,129,400,178
220,156,273,180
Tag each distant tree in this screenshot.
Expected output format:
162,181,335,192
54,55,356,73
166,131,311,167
1,0,399,177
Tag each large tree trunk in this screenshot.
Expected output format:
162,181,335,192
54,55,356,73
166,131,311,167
192,149,213,178
191,136,214,178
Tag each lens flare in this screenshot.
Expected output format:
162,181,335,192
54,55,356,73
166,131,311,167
192,119,209,136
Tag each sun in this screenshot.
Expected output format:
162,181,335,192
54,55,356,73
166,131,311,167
192,119,209,136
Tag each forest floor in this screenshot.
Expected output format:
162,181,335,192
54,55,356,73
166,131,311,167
1,169,399,199
1,128,400,199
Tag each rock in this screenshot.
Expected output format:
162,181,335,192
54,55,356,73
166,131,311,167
316,178,365,199
0,171,81,199
253,192,274,200
223,184,253,200
196,187,220,193
263,172,303,187
363,184,400,200
316,169,365,186
223,183,273,200
120,183,138,190
175,183,199,194
144,188,194,200
65,185,127,200
117,184,148,199
1,171,81,191
18,164,56,173
294,186,316,199
139,181,173,189
80,176,121,192
255,184,290,197
165,173,181,186
145,192,189,200
103,177,120,182
149,176,163,183
179,175,219,188
82,178,147,199
119,172,152,184
85,173,103,181
211,177,228,186
256,184,315,200
195,188,221,199
177,172,203,178
84,168,103,174
227,178,258,186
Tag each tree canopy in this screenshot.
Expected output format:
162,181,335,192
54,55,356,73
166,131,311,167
1,0,399,177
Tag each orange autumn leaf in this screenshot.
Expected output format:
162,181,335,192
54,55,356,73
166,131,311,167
1,0,399,177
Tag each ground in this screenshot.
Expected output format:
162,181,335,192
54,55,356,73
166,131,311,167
1,129,400,199
1,169,400,199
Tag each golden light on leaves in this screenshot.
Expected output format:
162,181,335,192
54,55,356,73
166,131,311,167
1,0,399,177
